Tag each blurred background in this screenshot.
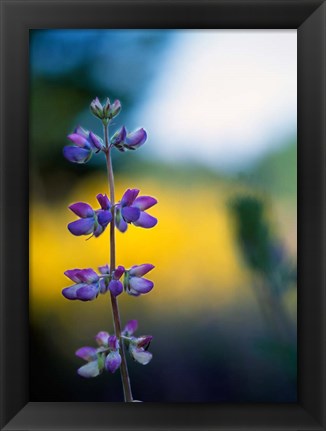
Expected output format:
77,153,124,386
30,29,297,402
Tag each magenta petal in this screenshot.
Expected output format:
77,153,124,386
129,277,154,294
133,212,157,229
108,280,123,296
69,202,94,218
67,133,88,147
77,268,99,283
121,206,140,223
64,269,83,283
121,189,140,206
105,351,121,373
113,265,125,280
96,194,111,210
123,320,138,335
129,264,154,277
95,331,110,346
63,146,92,163
132,196,157,211
76,284,99,301
77,361,100,378
97,210,112,227
75,346,97,361
68,218,95,236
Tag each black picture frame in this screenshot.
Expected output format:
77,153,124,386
1,0,325,430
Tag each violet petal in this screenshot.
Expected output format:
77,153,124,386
129,264,154,277
97,210,112,227
129,277,154,294
75,346,97,361
76,284,99,301
108,280,123,297
121,206,141,223
113,265,125,280
77,268,99,283
67,133,89,148
98,264,110,275
63,146,92,164
89,131,104,151
108,335,119,351
64,269,83,283
125,128,147,148
96,193,111,210
133,212,157,229
105,351,121,373
132,196,157,211
62,284,82,300
68,218,95,236
123,320,138,335
69,202,94,218
120,189,140,206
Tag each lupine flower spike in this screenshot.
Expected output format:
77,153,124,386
62,96,158,402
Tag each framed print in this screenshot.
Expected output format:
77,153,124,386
0,0,325,430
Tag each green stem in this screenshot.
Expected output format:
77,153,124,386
103,124,133,402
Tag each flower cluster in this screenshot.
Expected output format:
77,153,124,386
76,321,153,378
76,332,121,378
68,194,112,237
67,189,157,237
63,126,104,164
122,320,153,365
111,126,147,152
62,264,155,300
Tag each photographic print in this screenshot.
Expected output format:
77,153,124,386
29,29,297,403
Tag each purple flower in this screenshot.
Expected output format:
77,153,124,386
115,189,157,233
90,97,121,121
76,333,121,378
124,264,155,296
122,320,153,365
63,126,104,163
105,350,122,373
62,268,100,301
122,319,138,336
97,264,125,297
67,194,112,238
111,126,147,152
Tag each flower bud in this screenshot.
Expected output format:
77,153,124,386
90,97,104,119
105,351,121,373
